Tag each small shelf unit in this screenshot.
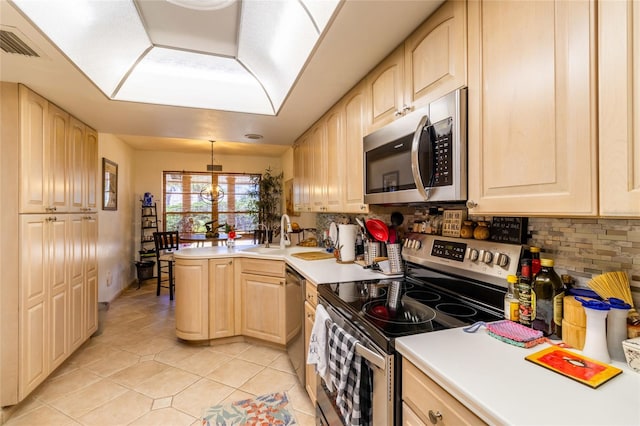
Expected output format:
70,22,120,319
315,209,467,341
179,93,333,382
140,203,158,260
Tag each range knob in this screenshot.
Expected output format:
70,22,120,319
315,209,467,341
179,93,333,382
413,240,422,250
496,253,510,267
482,250,494,264
468,248,479,261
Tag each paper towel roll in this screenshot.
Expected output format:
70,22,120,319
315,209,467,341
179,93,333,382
338,224,357,262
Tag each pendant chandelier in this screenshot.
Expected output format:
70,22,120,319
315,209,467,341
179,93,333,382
200,140,224,204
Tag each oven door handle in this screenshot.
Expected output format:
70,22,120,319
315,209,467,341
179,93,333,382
355,342,386,371
324,318,386,371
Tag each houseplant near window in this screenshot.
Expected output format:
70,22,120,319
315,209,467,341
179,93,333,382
249,167,283,243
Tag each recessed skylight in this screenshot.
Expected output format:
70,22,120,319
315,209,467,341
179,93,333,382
12,0,340,115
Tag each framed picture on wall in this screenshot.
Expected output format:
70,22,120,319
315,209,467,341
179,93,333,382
102,157,118,210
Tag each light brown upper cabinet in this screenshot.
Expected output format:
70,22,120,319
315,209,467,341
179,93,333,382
69,118,98,213
293,82,370,214
467,0,598,216
367,0,467,133
598,0,640,216
293,132,312,212
309,122,328,212
324,106,343,212
404,0,467,112
341,82,369,213
367,46,405,132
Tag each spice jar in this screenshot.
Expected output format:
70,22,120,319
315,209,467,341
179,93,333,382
460,221,474,239
473,221,490,240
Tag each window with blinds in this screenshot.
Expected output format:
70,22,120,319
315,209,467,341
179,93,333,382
162,171,260,234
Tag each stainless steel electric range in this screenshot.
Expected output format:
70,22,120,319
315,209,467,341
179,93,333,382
316,233,523,426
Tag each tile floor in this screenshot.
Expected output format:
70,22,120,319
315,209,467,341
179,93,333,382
3,281,316,426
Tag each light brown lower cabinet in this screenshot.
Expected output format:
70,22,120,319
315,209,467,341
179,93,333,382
175,257,291,345
402,359,485,425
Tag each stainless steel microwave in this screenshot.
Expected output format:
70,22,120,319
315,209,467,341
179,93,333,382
363,87,467,205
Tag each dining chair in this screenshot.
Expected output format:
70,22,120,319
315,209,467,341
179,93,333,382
153,231,179,300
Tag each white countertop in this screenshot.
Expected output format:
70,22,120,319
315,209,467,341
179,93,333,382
173,245,401,284
396,328,640,426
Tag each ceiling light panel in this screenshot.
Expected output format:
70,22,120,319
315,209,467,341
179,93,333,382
116,47,272,113
301,0,340,32
136,0,239,56
11,0,340,116
239,0,323,112
13,0,151,96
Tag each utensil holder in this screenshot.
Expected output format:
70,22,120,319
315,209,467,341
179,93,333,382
365,241,380,266
386,243,402,273
387,280,402,311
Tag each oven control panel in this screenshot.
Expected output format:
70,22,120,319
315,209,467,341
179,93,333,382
403,233,523,287
431,239,467,262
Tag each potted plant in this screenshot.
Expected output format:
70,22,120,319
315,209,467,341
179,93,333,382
249,167,283,242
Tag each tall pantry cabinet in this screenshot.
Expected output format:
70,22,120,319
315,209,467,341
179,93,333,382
0,83,98,406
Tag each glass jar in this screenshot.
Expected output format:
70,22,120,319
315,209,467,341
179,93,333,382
504,275,520,321
473,221,490,240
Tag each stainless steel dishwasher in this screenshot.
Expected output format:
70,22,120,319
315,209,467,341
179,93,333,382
285,265,306,387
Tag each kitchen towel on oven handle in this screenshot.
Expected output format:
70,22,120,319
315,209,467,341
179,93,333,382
327,322,372,426
307,305,333,390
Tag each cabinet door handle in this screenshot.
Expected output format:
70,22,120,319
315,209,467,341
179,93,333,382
428,410,443,424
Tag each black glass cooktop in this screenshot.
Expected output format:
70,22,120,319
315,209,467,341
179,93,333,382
317,270,504,352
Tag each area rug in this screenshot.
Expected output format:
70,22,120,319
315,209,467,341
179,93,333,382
201,391,298,426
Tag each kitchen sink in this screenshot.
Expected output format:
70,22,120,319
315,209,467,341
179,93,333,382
240,245,324,256
240,246,287,255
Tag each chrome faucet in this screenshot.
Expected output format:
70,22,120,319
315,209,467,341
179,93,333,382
257,223,269,248
280,214,292,249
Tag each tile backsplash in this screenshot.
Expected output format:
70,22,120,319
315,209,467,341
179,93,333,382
318,211,640,302
524,218,640,289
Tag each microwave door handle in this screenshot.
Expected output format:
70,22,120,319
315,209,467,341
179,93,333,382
411,114,434,200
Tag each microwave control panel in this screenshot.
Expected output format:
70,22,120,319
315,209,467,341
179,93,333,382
428,117,453,187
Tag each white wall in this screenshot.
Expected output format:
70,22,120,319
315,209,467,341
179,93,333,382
98,134,135,302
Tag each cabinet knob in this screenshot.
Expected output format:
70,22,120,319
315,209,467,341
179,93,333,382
428,410,443,424
466,200,478,209
394,110,403,117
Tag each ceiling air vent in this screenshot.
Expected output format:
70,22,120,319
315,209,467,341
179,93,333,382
0,29,40,57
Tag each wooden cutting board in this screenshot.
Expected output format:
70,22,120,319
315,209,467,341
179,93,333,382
291,251,335,261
